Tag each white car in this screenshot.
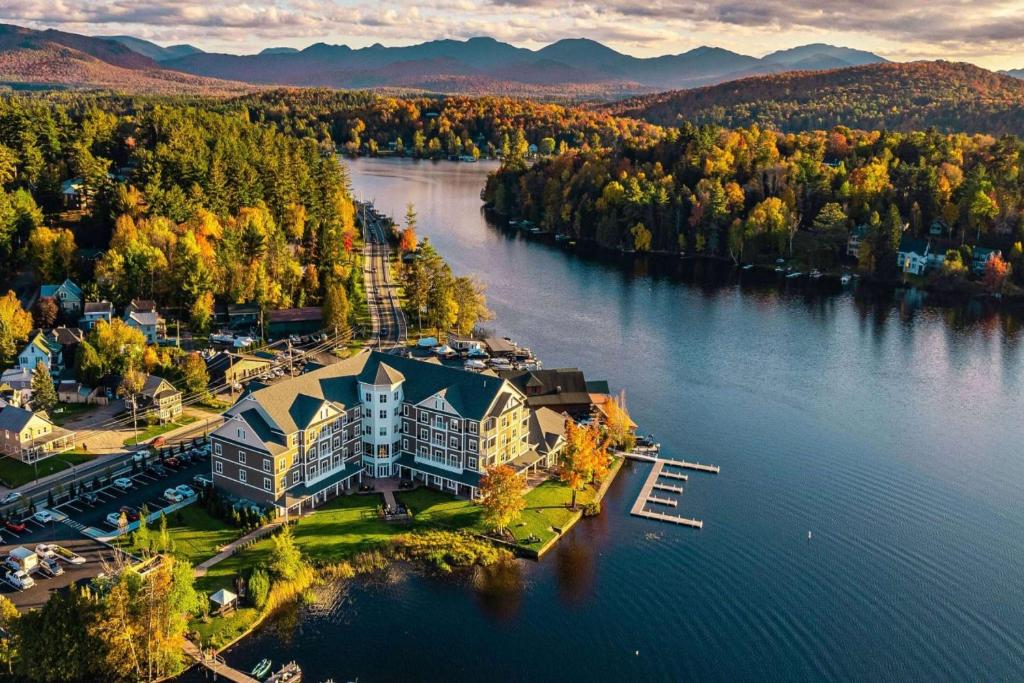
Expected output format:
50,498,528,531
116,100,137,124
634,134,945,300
175,484,196,499
0,492,22,505
113,477,134,491
4,569,33,590
105,512,124,527
39,556,63,577
132,452,146,463
163,488,184,503
32,510,55,524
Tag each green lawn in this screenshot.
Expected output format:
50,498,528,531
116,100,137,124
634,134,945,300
290,493,400,563
0,451,97,488
397,488,483,530
164,505,241,567
192,607,261,650
49,403,97,425
123,415,197,446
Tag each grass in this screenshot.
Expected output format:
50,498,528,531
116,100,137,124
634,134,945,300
192,607,260,649
164,505,242,567
0,451,97,488
122,415,197,446
48,402,96,425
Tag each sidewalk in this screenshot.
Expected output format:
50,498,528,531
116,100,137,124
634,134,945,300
194,520,283,577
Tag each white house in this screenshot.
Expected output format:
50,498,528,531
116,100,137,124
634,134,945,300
18,332,63,375
38,279,83,316
81,300,114,330
897,238,944,276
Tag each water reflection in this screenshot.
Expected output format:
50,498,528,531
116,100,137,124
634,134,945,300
472,561,524,621
553,539,596,606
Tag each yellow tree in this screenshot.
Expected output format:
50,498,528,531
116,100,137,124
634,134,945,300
0,290,32,365
604,390,636,452
479,465,526,536
559,422,607,510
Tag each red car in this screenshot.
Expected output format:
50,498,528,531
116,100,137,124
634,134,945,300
119,506,140,522
4,520,26,533
164,457,181,468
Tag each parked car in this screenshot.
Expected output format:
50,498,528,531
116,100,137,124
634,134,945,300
113,477,134,491
163,488,184,503
152,464,169,477
132,452,146,463
39,556,63,577
4,569,33,590
32,510,55,524
0,492,22,505
164,457,181,468
152,436,167,448
119,506,140,522
105,512,123,527
175,484,195,499
193,475,213,488
4,520,26,534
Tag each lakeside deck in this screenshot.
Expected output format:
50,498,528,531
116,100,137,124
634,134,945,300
183,641,259,683
621,449,721,474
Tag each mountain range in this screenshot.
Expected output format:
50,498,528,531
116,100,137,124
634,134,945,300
0,23,892,97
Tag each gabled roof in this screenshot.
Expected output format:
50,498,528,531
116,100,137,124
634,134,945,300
127,299,157,314
0,405,43,431
126,310,159,327
529,407,568,454
141,374,178,400
898,237,930,255
83,301,113,315
23,332,60,358
39,279,82,300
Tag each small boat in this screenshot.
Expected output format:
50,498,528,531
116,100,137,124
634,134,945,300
810,269,823,279
266,662,302,683
251,658,273,680
741,264,754,270
786,271,803,279
464,359,486,370
774,266,785,273
840,274,852,285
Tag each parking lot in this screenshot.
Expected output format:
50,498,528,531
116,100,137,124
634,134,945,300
0,448,212,610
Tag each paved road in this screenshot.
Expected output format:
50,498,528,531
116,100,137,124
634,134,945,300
359,202,408,351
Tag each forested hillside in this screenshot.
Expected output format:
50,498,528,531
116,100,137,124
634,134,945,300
612,62,1024,136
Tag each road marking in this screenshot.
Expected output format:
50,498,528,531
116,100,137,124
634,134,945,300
61,518,86,532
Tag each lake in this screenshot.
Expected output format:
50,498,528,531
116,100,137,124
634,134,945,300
207,157,1024,682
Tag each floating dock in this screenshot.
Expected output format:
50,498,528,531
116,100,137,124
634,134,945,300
659,469,688,481
647,495,678,507
630,461,704,529
653,482,684,494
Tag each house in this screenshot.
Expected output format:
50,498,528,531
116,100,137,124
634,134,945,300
124,309,160,343
38,279,83,316
47,326,84,362
528,407,569,468
60,177,85,208
498,367,605,418
81,301,114,330
205,351,272,388
483,336,517,358
847,224,869,258
210,349,531,514
215,303,261,331
0,405,74,464
138,375,182,423
0,369,31,407
18,332,63,375
447,333,485,354
929,220,948,237
126,299,157,316
267,307,323,338
57,380,102,405
972,247,1002,275
897,237,945,276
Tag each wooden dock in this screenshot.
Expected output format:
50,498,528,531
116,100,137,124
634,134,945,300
620,450,720,474
183,641,258,683
647,495,677,507
653,482,683,494
629,461,704,529
659,469,688,481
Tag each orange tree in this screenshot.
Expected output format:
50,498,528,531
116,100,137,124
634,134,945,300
479,464,526,536
559,422,610,510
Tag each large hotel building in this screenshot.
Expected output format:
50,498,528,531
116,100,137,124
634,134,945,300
209,349,549,515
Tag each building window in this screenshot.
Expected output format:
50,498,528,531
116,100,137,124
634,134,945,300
449,436,458,448
379,409,387,419
238,451,246,464
394,391,400,400
364,392,371,402
280,477,286,489
435,416,444,428
450,419,459,431
420,413,428,423
402,438,409,450
239,470,247,483
262,459,271,472
214,443,222,455
468,440,477,453
263,478,271,491
468,457,477,470
402,405,410,416
308,464,317,478
447,480,458,492
292,470,300,484
379,394,387,403
379,427,386,436
215,461,223,474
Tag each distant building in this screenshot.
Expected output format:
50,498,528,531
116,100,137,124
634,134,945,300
60,178,85,208
267,307,323,337
847,224,869,258
528,407,569,468
897,237,945,276
124,308,160,343
0,369,31,406
0,405,74,464
215,302,260,331
972,247,1002,275
205,351,272,388
498,367,606,419
81,300,114,330
18,332,63,375
38,279,83,316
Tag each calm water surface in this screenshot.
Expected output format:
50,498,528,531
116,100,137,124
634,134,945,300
207,158,1024,682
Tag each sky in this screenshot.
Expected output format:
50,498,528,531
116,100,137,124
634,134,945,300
2,0,1024,70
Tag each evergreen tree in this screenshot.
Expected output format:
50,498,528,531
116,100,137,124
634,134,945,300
31,361,57,412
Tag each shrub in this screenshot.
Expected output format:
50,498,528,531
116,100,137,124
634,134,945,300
249,567,271,609
582,501,601,517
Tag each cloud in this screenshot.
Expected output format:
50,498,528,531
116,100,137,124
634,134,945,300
0,0,1021,67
